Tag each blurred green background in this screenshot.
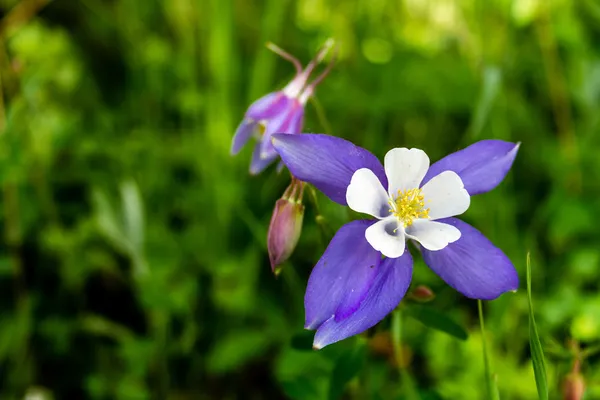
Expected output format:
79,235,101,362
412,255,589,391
0,0,599,399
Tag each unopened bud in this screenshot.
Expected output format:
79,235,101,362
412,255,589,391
563,372,585,400
409,285,435,302
268,179,305,275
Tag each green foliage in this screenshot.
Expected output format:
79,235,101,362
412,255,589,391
328,342,367,400
405,304,468,341
527,254,549,400
0,0,598,399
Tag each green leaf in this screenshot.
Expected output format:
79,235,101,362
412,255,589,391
120,180,144,253
527,253,549,400
405,305,468,341
281,377,321,400
328,343,367,400
206,330,271,374
468,66,502,139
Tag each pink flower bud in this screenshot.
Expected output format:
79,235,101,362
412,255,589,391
268,180,305,274
563,373,585,400
563,359,585,400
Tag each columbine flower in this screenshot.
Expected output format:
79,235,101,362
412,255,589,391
267,178,305,275
230,40,335,175
272,133,520,348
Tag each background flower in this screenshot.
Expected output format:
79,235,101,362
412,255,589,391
230,41,335,174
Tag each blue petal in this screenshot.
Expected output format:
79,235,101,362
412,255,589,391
312,250,413,349
422,140,519,195
304,220,381,331
272,134,387,205
230,120,256,155
421,218,519,300
260,103,304,157
246,92,291,120
249,143,277,175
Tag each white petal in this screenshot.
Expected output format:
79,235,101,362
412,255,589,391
346,168,390,218
365,217,406,258
384,148,430,196
420,171,470,220
405,219,461,251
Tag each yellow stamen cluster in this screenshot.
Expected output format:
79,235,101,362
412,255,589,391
389,188,430,227
257,121,267,136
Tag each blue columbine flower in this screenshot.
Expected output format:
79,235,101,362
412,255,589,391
231,40,335,175
272,133,520,349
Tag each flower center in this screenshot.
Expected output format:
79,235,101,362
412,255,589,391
256,120,267,137
389,188,430,227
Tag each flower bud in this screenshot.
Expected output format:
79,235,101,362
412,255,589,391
268,179,305,275
408,285,435,302
563,358,585,400
563,372,585,400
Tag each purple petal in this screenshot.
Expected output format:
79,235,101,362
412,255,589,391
312,250,413,349
272,134,387,205
230,120,256,155
286,105,304,135
305,220,381,330
249,143,277,175
260,102,304,157
422,140,520,195
246,92,291,120
421,218,519,300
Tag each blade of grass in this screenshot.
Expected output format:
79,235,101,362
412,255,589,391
478,300,500,400
527,253,549,400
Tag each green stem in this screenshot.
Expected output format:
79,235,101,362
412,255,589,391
392,309,418,399
306,185,330,245
391,309,403,369
309,96,333,135
280,261,304,312
306,185,321,215
478,300,493,399
0,39,30,396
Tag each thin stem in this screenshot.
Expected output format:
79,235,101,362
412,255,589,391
282,183,293,200
296,180,305,202
391,309,403,369
309,96,333,135
306,185,330,247
278,247,305,316
266,42,302,74
0,34,30,395
0,0,50,38
392,309,419,399
288,180,298,200
478,300,493,399
306,185,322,217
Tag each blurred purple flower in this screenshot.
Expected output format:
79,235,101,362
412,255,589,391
272,133,520,348
267,178,305,275
231,40,335,175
